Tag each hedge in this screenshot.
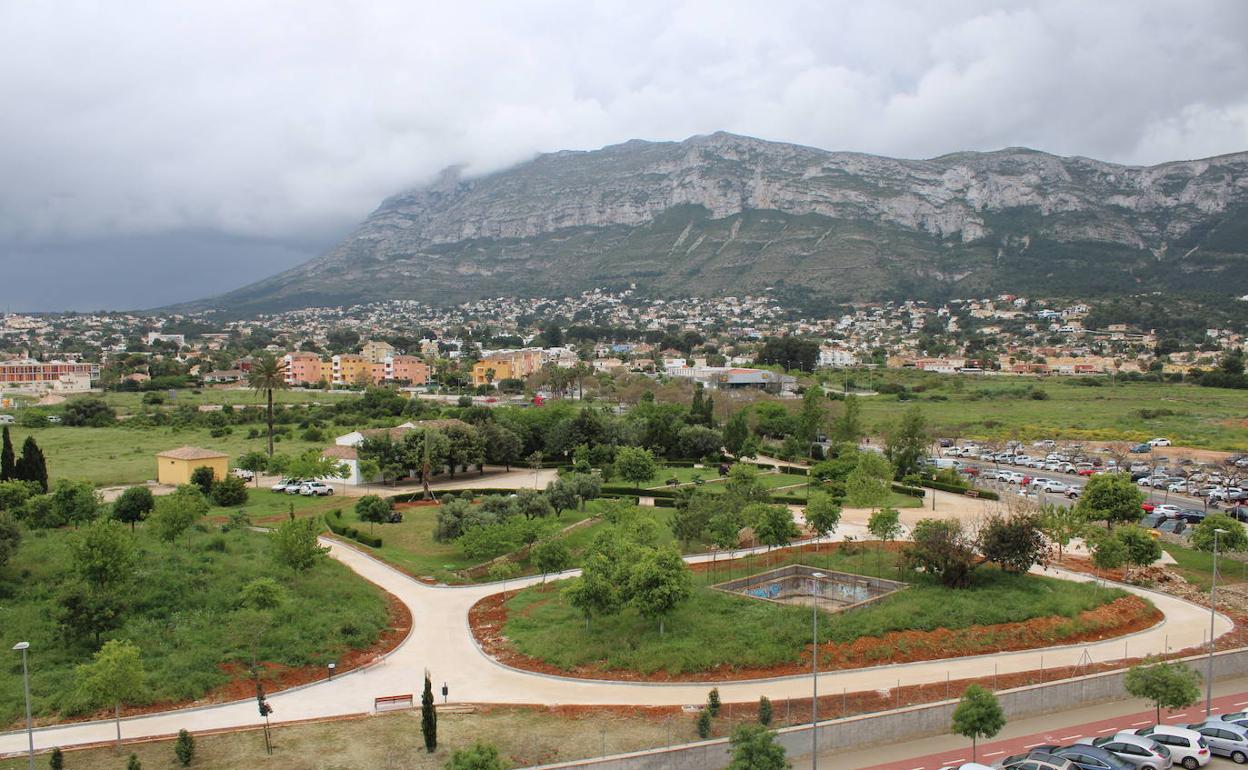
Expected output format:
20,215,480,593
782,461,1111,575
891,484,926,498
601,485,679,499
918,479,999,501
325,511,383,548
390,488,521,503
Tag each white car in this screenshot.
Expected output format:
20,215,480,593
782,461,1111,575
270,477,299,493
0,415,14,425
231,468,255,481
1125,725,1211,769
299,481,334,496
1167,482,1189,494
1149,437,1172,447
1154,504,1184,518
1039,481,1069,494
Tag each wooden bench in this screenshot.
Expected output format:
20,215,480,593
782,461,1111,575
374,694,414,712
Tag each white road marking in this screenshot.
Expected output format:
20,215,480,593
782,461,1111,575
1098,727,1117,733
1024,743,1046,748
984,751,1005,757
1060,735,1083,741
1234,700,1248,706
1132,720,1150,726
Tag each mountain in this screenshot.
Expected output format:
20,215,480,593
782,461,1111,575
205,132,1248,313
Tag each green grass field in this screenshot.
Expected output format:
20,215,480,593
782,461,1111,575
100,388,352,415
503,548,1125,675
850,374,1248,450
0,523,388,724
3,425,328,486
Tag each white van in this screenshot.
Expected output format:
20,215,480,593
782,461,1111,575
0,415,14,425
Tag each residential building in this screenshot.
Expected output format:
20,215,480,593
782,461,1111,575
386,354,430,385
472,348,543,386
360,339,396,363
283,352,324,386
0,358,99,389
332,354,371,386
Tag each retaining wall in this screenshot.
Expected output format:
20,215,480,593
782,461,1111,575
526,647,1248,770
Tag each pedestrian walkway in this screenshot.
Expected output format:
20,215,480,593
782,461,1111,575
0,535,1234,755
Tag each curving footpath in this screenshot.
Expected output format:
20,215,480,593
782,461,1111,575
0,536,1234,755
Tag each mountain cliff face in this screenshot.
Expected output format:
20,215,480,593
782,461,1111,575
209,132,1248,312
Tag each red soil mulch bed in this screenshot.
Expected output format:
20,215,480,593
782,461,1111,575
468,588,1161,683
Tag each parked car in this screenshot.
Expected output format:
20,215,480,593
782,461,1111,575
1185,721,1248,763
1039,481,1069,494
1223,506,1248,523
998,751,1078,770
1149,438,1173,447
1156,518,1188,535
1178,509,1206,524
0,415,14,425
1125,726,1211,769
1131,444,1153,453
298,481,334,496
1075,733,1173,770
231,468,255,481
1153,504,1184,518
270,477,300,493
284,479,311,495
1033,744,1135,770
1066,485,1083,499
47,415,62,424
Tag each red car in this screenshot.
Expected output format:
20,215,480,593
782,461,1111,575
1141,502,1155,512
959,467,980,477
1077,468,1097,476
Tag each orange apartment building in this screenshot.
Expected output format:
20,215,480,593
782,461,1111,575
283,351,428,387
471,348,544,386
0,358,100,386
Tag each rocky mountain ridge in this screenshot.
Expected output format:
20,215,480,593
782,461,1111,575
204,132,1248,312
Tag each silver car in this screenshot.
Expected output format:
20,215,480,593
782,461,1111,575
1076,734,1172,770
1127,726,1210,769
1186,721,1248,764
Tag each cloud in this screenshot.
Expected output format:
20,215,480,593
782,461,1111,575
0,0,1245,308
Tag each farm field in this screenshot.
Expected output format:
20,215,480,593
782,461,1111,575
2,425,328,486
850,374,1248,451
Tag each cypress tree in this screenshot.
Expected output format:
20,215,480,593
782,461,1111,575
421,671,437,752
15,436,48,492
0,426,13,481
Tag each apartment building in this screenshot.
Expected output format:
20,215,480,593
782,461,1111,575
283,352,326,386
472,348,543,386
332,354,371,386
360,340,396,364
0,358,100,389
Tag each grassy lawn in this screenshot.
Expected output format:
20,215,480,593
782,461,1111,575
4,425,328,486
503,548,1124,675
335,499,608,584
0,524,388,725
99,387,353,415
207,488,344,525
851,374,1248,450
0,706,695,770
1162,542,1248,590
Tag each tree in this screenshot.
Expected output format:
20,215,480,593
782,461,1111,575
727,724,789,770
128,755,141,770
756,336,819,372
907,518,978,588
845,452,892,510
515,488,555,520
112,486,154,531
0,426,13,481
1091,532,1127,571
724,464,772,512
62,396,117,427
247,353,289,457
804,492,841,549
951,685,1005,761
482,422,523,471
755,505,801,564
884,405,928,478
51,479,100,527
357,434,409,486
150,486,209,542
57,580,125,647
722,409,750,456
50,747,63,770
831,394,864,444
867,506,902,572
1191,513,1248,552
175,728,195,767
678,425,723,460
1075,472,1145,528
979,513,1048,573
671,490,716,548
1040,504,1087,559
0,512,20,569
796,387,826,446
1124,659,1201,723
75,638,145,746
283,450,348,487
628,545,693,634
354,494,392,532
696,708,712,739
443,423,485,478
533,537,572,582
189,466,215,496
236,450,269,486
707,687,722,716
615,446,658,491
446,742,505,770
14,436,48,492
564,552,622,627
1115,525,1162,567
72,518,136,589
421,670,437,752
271,516,329,570
545,476,580,517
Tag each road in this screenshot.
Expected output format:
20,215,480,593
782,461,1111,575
0,530,1233,756
799,678,1248,770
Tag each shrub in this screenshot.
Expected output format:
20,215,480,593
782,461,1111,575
696,708,712,739
175,728,195,766
758,695,773,726
189,466,215,495
210,475,249,507
707,687,721,716
50,748,64,770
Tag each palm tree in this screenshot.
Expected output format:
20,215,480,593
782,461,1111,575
248,354,289,457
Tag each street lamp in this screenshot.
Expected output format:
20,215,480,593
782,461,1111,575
327,662,336,681
12,641,33,770
810,571,826,770
1207,528,1227,715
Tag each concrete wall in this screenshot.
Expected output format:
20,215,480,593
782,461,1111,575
527,647,1248,770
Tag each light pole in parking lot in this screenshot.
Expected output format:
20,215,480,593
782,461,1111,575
810,571,826,770
1207,527,1227,715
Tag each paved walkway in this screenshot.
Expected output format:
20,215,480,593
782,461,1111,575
0,534,1234,755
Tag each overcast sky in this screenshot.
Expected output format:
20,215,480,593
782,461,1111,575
2,0,1246,312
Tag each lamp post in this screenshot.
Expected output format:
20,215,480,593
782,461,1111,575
810,571,826,770
12,641,33,770
327,662,336,681
1207,528,1227,715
